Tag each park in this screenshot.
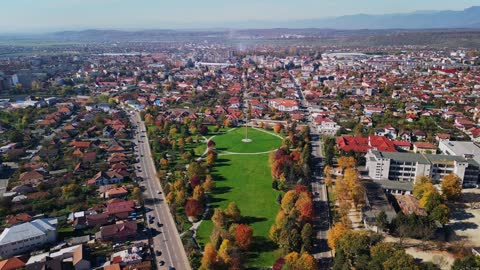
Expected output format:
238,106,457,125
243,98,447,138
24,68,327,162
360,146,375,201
196,126,284,267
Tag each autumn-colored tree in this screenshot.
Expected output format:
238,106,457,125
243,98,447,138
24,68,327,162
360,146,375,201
178,137,185,149
144,114,154,125
225,202,242,223
166,191,175,205
335,175,350,202
199,243,217,270
324,165,332,177
327,221,350,250
337,156,356,172
212,208,227,230
217,239,233,265
207,139,216,148
169,127,178,137
187,161,205,179
284,252,300,266
174,189,187,206
206,150,217,166
224,118,231,128
185,199,204,220
189,176,201,188
296,252,317,270
235,224,253,250
413,176,434,199
193,185,206,202
130,187,143,203
299,200,314,222
273,124,283,133
203,175,216,192
159,158,169,169
281,190,299,213
441,173,462,201
199,125,209,136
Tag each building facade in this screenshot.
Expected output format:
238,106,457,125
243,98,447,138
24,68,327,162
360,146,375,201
366,150,470,185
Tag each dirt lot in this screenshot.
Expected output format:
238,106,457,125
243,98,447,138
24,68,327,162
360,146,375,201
450,189,480,246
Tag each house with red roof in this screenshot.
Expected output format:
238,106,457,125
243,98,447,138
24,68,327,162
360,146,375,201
95,221,137,241
0,257,25,270
337,135,399,153
268,98,299,112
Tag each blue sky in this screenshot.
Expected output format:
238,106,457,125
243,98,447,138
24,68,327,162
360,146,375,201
1,0,479,32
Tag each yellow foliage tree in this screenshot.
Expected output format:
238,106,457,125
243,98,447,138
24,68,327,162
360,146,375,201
327,221,350,250
441,173,462,201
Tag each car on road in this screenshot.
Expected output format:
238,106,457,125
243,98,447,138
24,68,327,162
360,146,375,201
157,222,161,227
168,267,175,270
159,260,165,266
157,190,161,194
155,250,162,256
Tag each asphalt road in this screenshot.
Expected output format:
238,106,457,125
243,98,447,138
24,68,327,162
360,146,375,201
130,111,191,270
291,72,333,268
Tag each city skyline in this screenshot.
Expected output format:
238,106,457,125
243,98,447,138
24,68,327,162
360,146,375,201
1,0,480,33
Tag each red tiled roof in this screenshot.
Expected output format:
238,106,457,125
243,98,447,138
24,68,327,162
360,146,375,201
337,135,397,153
0,257,25,270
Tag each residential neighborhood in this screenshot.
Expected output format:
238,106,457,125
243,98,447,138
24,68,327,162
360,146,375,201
1,15,480,270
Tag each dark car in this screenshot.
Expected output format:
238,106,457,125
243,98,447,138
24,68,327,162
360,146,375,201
157,222,161,227
159,260,165,266
155,250,162,256
168,267,175,270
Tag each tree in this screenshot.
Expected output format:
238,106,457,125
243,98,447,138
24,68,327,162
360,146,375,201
279,227,301,253
62,183,81,198
202,175,216,192
206,150,217,166
212,208,227,230
281,190,299,213
451,255,480,270
441,173,462,201
337,156,356,172
130,187,143,203
145,114,154,125
225,202,241,223
273,124,283,133
430,203,450,225
296,252,317,270
187,161,205,179
327,222,349,250
375,210,389,232
185,199,204,220
193,185,206,202
235,224,253,250
160,158,169,169
217,239,233,265
301,223,313,252
174,189,187,206
383,250,419,270
200,243,217,270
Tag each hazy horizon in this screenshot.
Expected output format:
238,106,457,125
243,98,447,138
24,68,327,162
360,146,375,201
1,0,479,34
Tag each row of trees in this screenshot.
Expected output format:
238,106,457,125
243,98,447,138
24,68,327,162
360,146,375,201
269,127,311,188
269,186,314,255
200,203,254,270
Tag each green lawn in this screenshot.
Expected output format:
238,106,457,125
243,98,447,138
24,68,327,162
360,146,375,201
196,128,283,268
212,127,282,153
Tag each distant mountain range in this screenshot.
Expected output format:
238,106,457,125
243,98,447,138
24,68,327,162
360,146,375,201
280,6,480,29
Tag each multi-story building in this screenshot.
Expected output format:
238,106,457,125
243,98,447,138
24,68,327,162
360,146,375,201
0,218,58,258
438,141,480,186
365,150,470,186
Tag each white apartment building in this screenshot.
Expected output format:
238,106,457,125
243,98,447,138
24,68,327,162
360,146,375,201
0,218,58,258
366,150,469,185
439,141,480,186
